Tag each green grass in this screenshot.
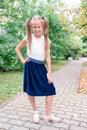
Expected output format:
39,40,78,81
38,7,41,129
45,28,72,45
0,60,68,105
0,71,23,104
51,60,68,72
83,62,87,67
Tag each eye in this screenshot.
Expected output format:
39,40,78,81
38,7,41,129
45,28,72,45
34,26,36,29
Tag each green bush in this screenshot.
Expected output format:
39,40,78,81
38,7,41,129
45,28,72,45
0,0,83,71
0,0,68,71
81,48,87,57
0,43,26,71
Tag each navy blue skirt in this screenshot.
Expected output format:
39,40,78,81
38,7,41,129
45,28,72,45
23,58,56,96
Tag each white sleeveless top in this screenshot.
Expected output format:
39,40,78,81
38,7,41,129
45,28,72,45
23,34,51,61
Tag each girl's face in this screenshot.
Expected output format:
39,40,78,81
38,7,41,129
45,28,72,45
31,20,43,37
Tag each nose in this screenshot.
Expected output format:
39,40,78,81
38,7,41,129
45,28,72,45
36,28,39,31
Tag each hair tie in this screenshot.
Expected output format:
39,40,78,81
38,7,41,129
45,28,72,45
42,17,44,19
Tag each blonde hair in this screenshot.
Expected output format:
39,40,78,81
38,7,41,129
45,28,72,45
25,15,49,50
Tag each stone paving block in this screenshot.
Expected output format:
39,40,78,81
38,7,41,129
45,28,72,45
39,114,45,120
10,125,29,130
75,104,84,108
72,116,87,123
39,120,53,126
67,106,82,111
80,122,87,128
80,114,87,118
65,112,80,117
53,104,67,109
0,122,12,130
21,116,32,122
0,113,7,117
74,110,87,115
52,122,70,129
53,110,65,115
0,117,10,123
82,103,87,107
70,125,87,130
30,129,36,130
4,110,17,115
56,114,72,120
63,119,80,126
61,108,73,112
8,119,25,126
1,106,14,111
18,111,30,117
23,122,41,129
40,125,59,130
60,128,65,130
6,114,21,120
15,107,27,112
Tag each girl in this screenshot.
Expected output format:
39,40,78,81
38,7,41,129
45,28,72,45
15,15,61,123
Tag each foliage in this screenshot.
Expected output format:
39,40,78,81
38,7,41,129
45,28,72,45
0,0,85,71
63,35,83,59
76,0,87,56
0,71,23,104
80,0,87,42
0,0,68,71
72,0,87,43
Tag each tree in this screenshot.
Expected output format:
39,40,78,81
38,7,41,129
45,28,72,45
72,0,87,43
0,0,83,71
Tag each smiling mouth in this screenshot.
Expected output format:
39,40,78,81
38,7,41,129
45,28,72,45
35,32,40,34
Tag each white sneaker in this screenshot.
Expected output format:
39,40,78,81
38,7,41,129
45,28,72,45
44,114,62,123
33,111,39,123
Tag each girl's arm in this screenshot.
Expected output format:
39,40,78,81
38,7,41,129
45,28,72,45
45,44,52,83
15,39,28,64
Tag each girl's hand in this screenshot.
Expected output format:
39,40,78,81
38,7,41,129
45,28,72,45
21,57,29,64
47,72,53,84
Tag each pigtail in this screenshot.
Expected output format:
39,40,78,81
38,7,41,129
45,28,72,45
43,17,49,47
26,18,32,50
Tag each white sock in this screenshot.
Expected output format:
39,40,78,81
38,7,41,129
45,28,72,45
33,110,38,114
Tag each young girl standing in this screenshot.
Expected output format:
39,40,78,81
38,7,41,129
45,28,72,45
15,15,61,123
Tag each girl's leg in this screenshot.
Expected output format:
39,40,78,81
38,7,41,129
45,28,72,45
45,96,53,116
28,96,39,123
45,96,62,123
28,96,38,111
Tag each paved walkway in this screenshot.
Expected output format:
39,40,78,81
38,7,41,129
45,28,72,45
0,58,87,130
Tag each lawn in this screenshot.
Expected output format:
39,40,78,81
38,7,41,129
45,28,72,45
0,71,23,104
83,62,87,67
51,59,68,72
0,60,68,105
